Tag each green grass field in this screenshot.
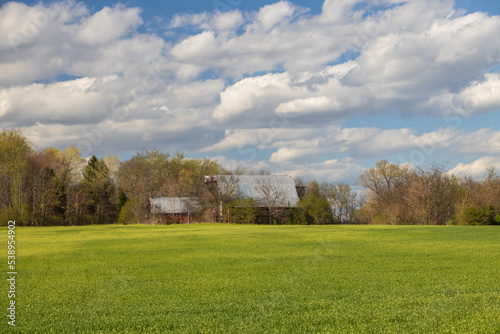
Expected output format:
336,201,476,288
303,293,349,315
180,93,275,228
2,224,500,333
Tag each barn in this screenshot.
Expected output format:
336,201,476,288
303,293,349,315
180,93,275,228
205,174,300,206
204,175,301,223
149,197,201,224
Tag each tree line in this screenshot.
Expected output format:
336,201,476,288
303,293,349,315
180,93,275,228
0,129,498,226
0,129,223,226
356,160,500,225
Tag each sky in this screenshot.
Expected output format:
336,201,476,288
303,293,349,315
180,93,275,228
0,0,499,183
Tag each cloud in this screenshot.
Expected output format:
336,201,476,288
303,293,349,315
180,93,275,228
457,129,500,154
254,1,296,31
212,61,364,126
454,74,500,112
212,11,245,31
213,155,366,183
75,5,142,46
270,146,320,163
283,157,366,182
319,0,363,24
0,2,87,51
276,96,338,114
170,31,219,61
205,127,319,152
212,72,296,122
213,155,272,174
23,107,221,157
0,77,112,126
0,1,164,86
207,6,500,126
207,124,500,165
448,156,500,178
0,1,499,183
168,1,358,76
169,10,244,32
340,9,500,106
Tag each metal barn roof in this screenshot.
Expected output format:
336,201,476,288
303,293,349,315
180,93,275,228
150,197,201,214
213,175,300,207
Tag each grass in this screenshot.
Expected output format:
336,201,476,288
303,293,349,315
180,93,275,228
2,224,500,333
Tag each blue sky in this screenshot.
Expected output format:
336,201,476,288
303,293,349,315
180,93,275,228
1,0,499,182
15,0,499,17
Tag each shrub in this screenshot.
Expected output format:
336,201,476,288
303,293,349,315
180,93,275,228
118,200,136,225
0,207,18,226
226,198,258,224
456,205,496,226
296,194,335,225
494,215,500,226
373,213,389,225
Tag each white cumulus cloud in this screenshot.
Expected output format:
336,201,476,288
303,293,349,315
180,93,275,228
75,5,142,45
448,156,500,178
0,0,499,182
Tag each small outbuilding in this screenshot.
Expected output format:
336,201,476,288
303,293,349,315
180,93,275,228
149,197,201,224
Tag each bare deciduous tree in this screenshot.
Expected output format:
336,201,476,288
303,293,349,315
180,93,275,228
256,177,287,224
321,182,358,223
405,165,456,225
358,160,414,224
